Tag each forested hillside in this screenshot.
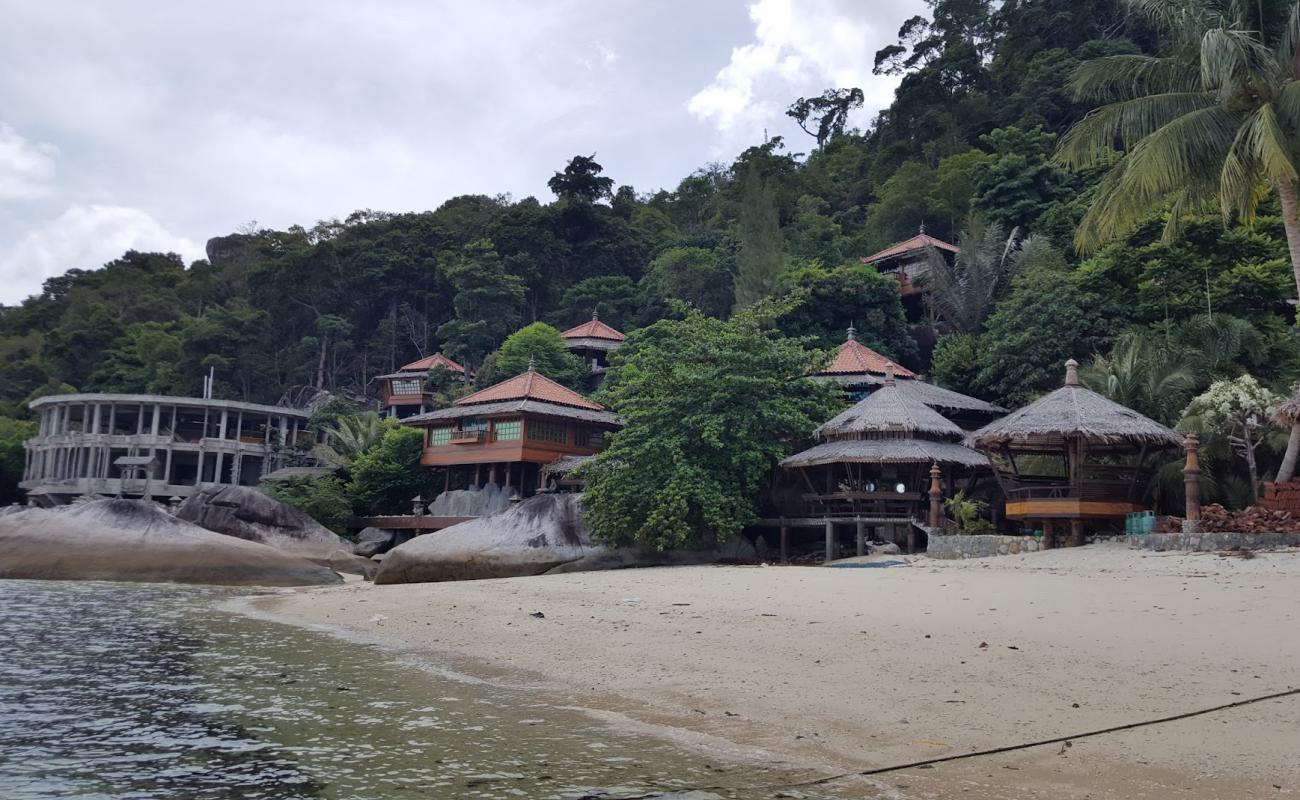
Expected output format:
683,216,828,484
5,0,1300,511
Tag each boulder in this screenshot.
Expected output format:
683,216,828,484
427,484,519,517
353,527,395,558
176,486,373,577
869,541,902,555
0,499,342,586
376,494,719,584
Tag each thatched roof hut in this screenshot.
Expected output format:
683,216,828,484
967,360,1182,453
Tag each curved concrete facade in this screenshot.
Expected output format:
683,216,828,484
21,394,312,506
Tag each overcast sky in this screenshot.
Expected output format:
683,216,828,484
0,0,921,305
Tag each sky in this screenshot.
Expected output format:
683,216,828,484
0,0,922,306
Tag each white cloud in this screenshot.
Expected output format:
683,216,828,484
0,205,202,304
688,0,914,153
0,123,57,200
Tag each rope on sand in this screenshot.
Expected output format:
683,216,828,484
597,686,1300,798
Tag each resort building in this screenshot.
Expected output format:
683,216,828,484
376,353,467,419
21,393,313,506
404,364,621,498
967,360,1184,547
810,328,1006,430
862,227,958,307
780,364,991,557
560,313,625,377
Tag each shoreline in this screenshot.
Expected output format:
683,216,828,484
235,543,1300,799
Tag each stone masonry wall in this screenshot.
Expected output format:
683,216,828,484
927,534,1041,560
1127,532,1300,551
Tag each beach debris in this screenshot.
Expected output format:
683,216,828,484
1163,504,1298,533
367,614,387,625
978,641,989,649
530,611,546,619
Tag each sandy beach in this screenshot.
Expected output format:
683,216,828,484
244,543,1300,799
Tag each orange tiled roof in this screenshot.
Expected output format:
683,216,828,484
560,314,626,341
862,233,959,264
455,367,605,411
399,352,466,373
819,334,916,378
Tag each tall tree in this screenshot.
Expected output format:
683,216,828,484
733,165,785,310
547,154,615,203
435,240,525,371
786,88,865,148
1058,0,1300,301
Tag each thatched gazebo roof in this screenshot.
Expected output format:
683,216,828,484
780,438,990,468
966,360,1182,453
816,371,965,442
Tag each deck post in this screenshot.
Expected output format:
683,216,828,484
824,519,834,564
928,463,943,529
855,519,865,556
1183,434,1201,531
907,523,917,555
1070,519,1085,547
1042,520,1056,549
779,521,789,564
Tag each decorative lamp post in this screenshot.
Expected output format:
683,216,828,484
928,463,943,530
1183,433,1201,532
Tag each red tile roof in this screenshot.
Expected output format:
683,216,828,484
862,233,959,265
399,352,465,373
560,315,626,341
455,367,605,410
819,335,916,378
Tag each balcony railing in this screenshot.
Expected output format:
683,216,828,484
448,430,486,445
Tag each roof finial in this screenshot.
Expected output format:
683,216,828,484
884,361,896,386
1064,358,1079,386
592,309,599,321
918,221,926,235
846,324,856,341
527,357,536,372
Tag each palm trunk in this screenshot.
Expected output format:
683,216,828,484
1275,179,1300,309
1278,423,1300,483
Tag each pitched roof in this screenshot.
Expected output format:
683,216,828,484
818,332,916,378
561,314,626,342
406,399,621,427
455,367,605,411
781,438,990,469
967,360,1183,451
816,378,965,442
862,232,959,264
399,352,465,373
812,372,1007,416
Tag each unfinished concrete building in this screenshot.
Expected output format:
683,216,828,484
21,394,313,506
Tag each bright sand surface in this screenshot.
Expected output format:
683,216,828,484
244,543,1300,799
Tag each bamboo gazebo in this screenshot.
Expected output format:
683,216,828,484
967,359,1183,547
781,364,990,556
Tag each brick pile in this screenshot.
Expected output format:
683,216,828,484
1183,504,1299,533
1259,481,1300,514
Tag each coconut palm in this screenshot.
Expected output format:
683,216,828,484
312,412,386,469
1058,0,1300,299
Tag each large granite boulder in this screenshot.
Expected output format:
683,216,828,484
0,499,342,586
375,494,716,584
353,527,395,558
427,484,519,517
176,486,373,577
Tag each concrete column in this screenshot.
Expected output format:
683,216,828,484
278,415,288,446
151,404,161,436
907,523,917,555
163,448,173,487
1070,519,1085,547
214,451,225,485
824,520,835,564
1183,434,1201,530
1042,520,1056,549
91,404,102,435
928,463,943,529
137,404,145,434
779,523,789,564
856,519,865,556
218,409,228,440
107,404,116,435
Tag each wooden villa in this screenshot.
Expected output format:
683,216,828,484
560,313,625,376
377,352,467,419
967,359,1183,547
810,328,1006,429
862,228,958,302
404,363,621,497
779,364,991,558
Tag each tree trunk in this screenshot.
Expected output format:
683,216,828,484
1245,436,1259,504
315,335,328,390
1275,179,1300,311
1278,423,1300,483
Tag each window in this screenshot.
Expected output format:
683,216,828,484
578,428,607,448
493,419,521,441
428,427,452,446
529,419,568,444
462,418,487,433
390,378,421,396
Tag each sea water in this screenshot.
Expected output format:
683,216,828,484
0,581,861,799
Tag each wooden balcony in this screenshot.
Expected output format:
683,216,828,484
448,431,486,445
1000,468,1148,520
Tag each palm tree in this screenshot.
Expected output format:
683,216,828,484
1080,331,1200,423
313,412,386,469
920,220,1025,333
1058,0,1300,299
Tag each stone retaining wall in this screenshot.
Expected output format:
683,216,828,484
927,534,1041,559
1127,532,1300,551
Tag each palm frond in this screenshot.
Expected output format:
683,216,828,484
1201,27,1280,95
1221,104,1298,220
1076,106,1240,252
1068,55,1201,103
1279,3,1300,76
1058,92,1218,168
1274,79,1300,136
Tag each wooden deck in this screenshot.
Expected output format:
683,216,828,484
351,515,473,532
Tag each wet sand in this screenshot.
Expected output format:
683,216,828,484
244,543,1300,799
